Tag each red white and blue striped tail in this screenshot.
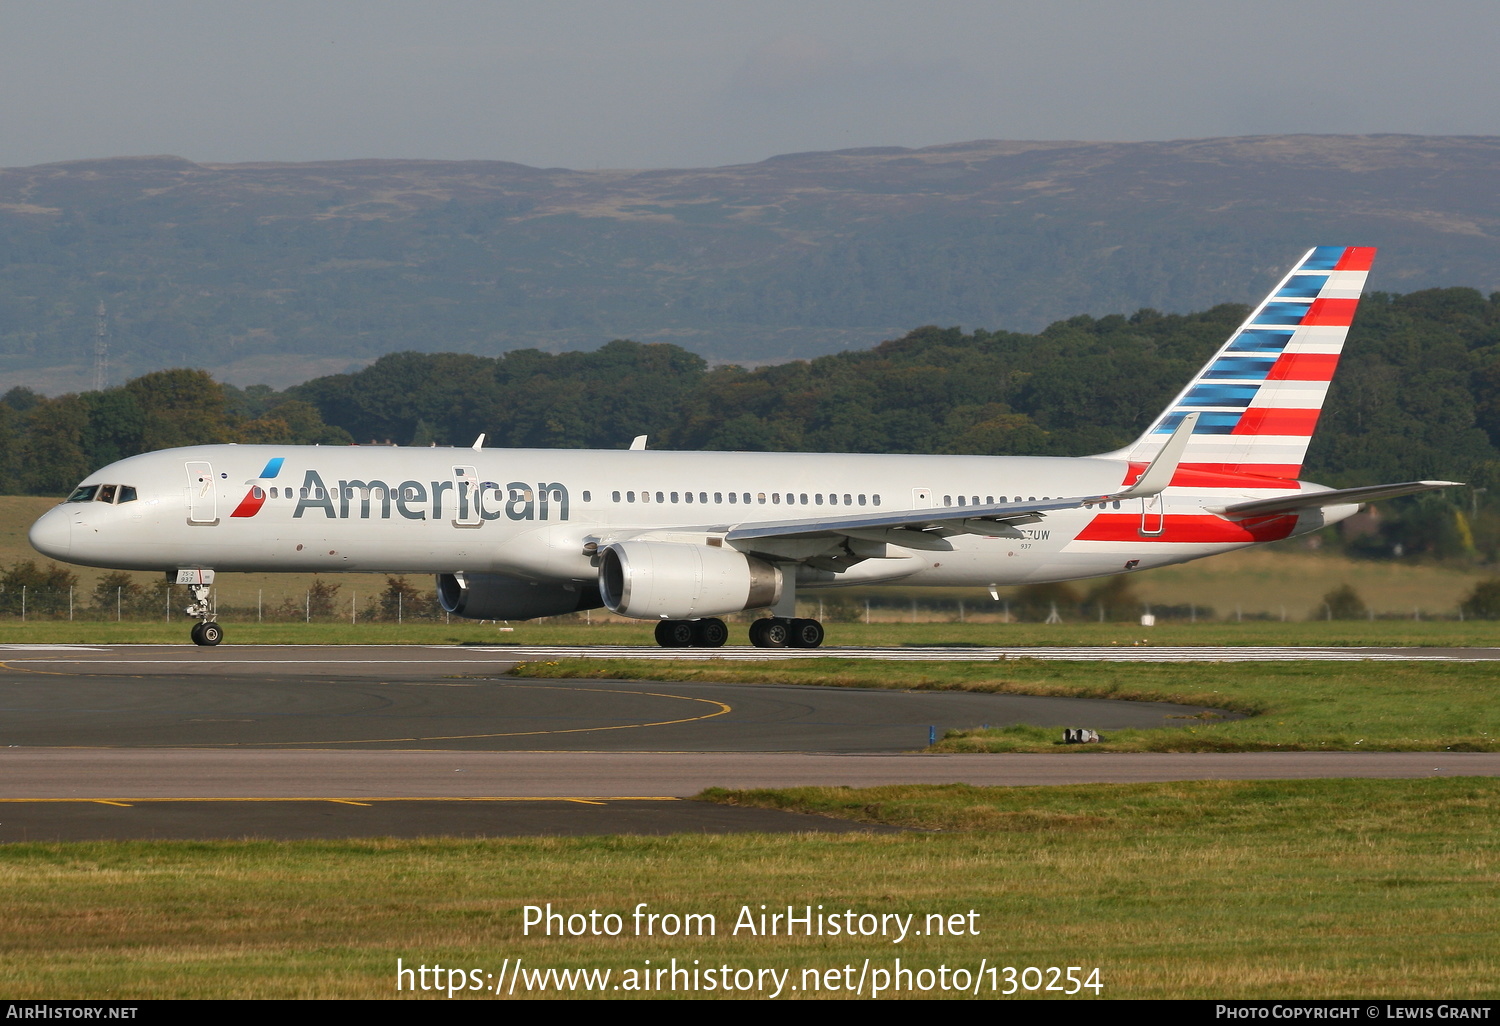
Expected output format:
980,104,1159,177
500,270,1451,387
1115,246,1375,480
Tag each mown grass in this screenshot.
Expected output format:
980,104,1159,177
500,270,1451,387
510,658,1500,753
0,778,1494,998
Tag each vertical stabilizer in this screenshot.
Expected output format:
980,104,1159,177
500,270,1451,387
1118,246,1376,478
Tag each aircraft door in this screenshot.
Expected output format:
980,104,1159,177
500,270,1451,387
185,461,219,525
1139,494,1165,536
452,465,482,528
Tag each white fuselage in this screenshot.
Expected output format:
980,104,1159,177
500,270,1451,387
27,444,1345,593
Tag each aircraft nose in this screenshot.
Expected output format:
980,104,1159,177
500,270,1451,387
28,508,71,560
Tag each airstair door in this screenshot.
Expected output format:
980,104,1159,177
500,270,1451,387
185,461,218,525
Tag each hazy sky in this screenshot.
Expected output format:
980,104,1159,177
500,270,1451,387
3,0,1498,170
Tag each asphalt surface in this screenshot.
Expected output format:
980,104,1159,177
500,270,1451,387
0,644,1493,841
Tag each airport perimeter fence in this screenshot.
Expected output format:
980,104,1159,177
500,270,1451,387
0,581,1494,624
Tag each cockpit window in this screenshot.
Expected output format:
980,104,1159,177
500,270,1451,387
66,483,138,504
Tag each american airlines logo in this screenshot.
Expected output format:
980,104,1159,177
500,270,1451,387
286,469,570,522
228,457,285,518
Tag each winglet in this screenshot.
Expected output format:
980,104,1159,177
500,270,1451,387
1112,412,1198,499
630,435,648,450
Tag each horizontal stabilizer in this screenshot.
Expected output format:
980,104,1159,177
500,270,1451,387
1216,480,1462,520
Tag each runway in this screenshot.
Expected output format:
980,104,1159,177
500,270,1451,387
6,642,1500,664
1,644,1494,840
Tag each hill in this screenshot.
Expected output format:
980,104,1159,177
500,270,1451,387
2,135,1499,390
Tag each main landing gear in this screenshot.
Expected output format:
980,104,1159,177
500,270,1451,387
650,616,825,648
748,616,824,649
654,618,730,648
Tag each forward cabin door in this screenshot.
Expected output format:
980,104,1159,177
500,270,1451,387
185,461,218,526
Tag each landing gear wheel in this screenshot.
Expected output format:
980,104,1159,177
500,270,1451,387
192,621,222,647
749,617,789,648
787,618,825,648
654,619,695,648
691,617,729,648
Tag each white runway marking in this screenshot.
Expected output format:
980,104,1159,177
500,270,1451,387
466,645,1496,663
0,644,109,651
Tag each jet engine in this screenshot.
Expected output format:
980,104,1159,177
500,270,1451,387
598,541,781,619
436,572,603,621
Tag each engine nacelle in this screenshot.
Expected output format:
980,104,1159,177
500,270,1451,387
598,541,781,619
436,572,603,621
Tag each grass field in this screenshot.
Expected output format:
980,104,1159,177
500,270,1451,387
0,778,1493,999
510,657,1500,753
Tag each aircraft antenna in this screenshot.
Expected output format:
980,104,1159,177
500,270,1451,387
93,300,109,392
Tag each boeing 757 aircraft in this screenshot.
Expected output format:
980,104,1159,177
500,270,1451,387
29,246,1457,647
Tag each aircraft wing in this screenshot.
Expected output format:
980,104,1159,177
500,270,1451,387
724,411,1201,552
1214,480,1462,520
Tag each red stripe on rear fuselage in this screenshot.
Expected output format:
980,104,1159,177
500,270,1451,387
1076,513,1297,544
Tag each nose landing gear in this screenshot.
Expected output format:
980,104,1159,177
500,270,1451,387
177,570,222,647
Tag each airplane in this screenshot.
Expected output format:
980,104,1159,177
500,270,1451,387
28,246,1459,648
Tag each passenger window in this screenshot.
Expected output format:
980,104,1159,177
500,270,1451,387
873,495,881,506
757,493,767,504
582,491,591,502
844,493,852,505
642,491,651,503
829,494,838,505
800,493,808,504
627,491,636,502
656,491,664,503
815,494,823,504
700,492,708,503
118,485,137,503
684,491,693,503
944,495,952,506
671,492,679,503
772,493,780,504
858,494,866,505
986,496,994,504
